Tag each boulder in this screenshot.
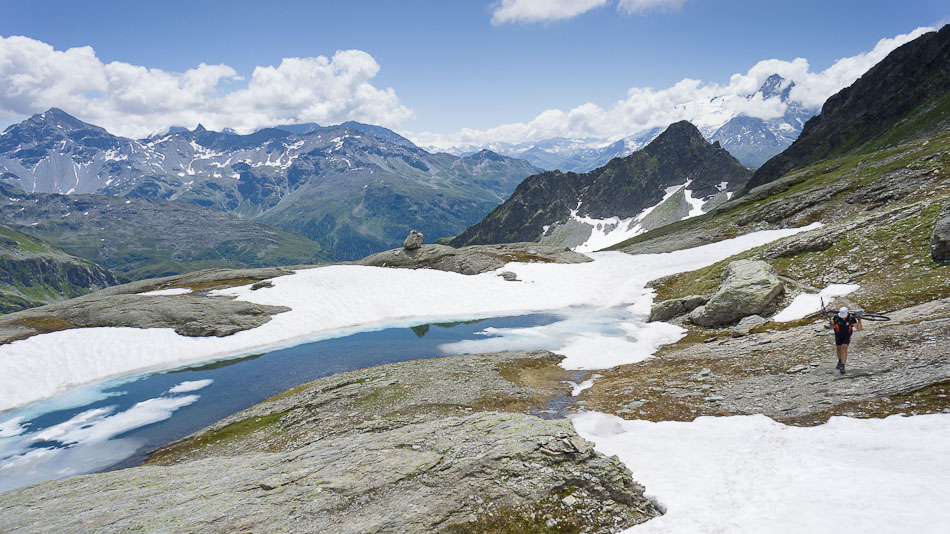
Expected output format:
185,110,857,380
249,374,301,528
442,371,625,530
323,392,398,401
731,314,768,336
403,230,424,250
648,295,708,322
689,260,784,327
498,271,519,281
932,202,950,261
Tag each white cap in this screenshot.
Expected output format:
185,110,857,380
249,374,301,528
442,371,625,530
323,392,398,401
838,307,849,318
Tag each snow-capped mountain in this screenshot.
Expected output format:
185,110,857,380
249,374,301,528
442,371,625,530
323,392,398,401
451,121,752,249
0,110,542,260
707,74,816,167
438,75,817,172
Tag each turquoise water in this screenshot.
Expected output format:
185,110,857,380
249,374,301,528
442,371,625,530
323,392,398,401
0,313,560,491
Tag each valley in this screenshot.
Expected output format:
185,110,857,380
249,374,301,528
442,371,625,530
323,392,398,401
1,15,948,534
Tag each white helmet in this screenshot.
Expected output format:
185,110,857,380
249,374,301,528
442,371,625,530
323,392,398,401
838,307,849,318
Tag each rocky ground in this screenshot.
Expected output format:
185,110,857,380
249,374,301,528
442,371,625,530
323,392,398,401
356,241,591,274
582,298,950,426
1,351,660,534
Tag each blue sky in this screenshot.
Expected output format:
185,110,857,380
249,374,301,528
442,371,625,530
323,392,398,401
0,0,946,145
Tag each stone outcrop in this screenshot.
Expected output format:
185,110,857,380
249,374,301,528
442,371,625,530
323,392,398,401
0,267,297,344
648,295,708,322
932,202,950,261
1,351,660,534
403,229,424,250
357,243,591,275
689,260,784,327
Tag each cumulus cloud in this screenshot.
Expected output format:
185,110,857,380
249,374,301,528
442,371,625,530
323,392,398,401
0,36,412,138
491,0,610,24
411,26,934,149
490,0,684,24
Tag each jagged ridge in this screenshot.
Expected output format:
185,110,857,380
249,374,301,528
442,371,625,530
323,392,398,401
450,121,752,247
744,25,950,193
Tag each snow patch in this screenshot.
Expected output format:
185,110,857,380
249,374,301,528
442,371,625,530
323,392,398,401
573,412,950,534
167,379,213,394
568,374,601,397
773,284,860,322
571,183,683,253
137,288,193,296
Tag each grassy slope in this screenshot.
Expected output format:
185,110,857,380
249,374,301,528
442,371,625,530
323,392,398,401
0,226,110,313
0,194,333,282
627,131,950,336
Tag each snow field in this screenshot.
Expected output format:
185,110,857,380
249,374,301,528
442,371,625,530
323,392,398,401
572,412,950,534
0,224,819,412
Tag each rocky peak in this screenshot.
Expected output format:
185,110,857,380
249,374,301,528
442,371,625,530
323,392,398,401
642,120,708,158
450,120,752,247
2,108,104,145
34,108,102,133
757,74,794,101
744,25,950,193
464,149,506,163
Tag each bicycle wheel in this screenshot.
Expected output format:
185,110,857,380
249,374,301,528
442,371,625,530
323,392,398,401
857,312,890,321
804,309,833,320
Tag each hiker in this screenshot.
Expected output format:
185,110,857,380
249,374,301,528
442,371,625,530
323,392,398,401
831,306,862,374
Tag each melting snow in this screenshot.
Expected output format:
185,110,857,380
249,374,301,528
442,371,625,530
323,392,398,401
573,412,950,534
0,392,201,491
568,374,601,396
773,284,861,322
137,288,193,297
167,379,213,393
571,183,684,253
0,224,819,412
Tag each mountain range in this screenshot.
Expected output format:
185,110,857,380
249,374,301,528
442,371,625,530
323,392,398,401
0,112,541,260
0,185,332,282
745,25,950,193
450,121,752,248
435,74,816,172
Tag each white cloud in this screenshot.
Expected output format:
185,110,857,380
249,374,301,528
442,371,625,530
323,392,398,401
410,26,935,149
490,0,685,24
491,0,610,24
0,36,413,138
617,0,687,14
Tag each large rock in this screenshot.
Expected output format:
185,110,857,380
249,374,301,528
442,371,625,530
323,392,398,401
648,294,708,322
689,260,784,327
932,202,950,261
403,229,424,250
